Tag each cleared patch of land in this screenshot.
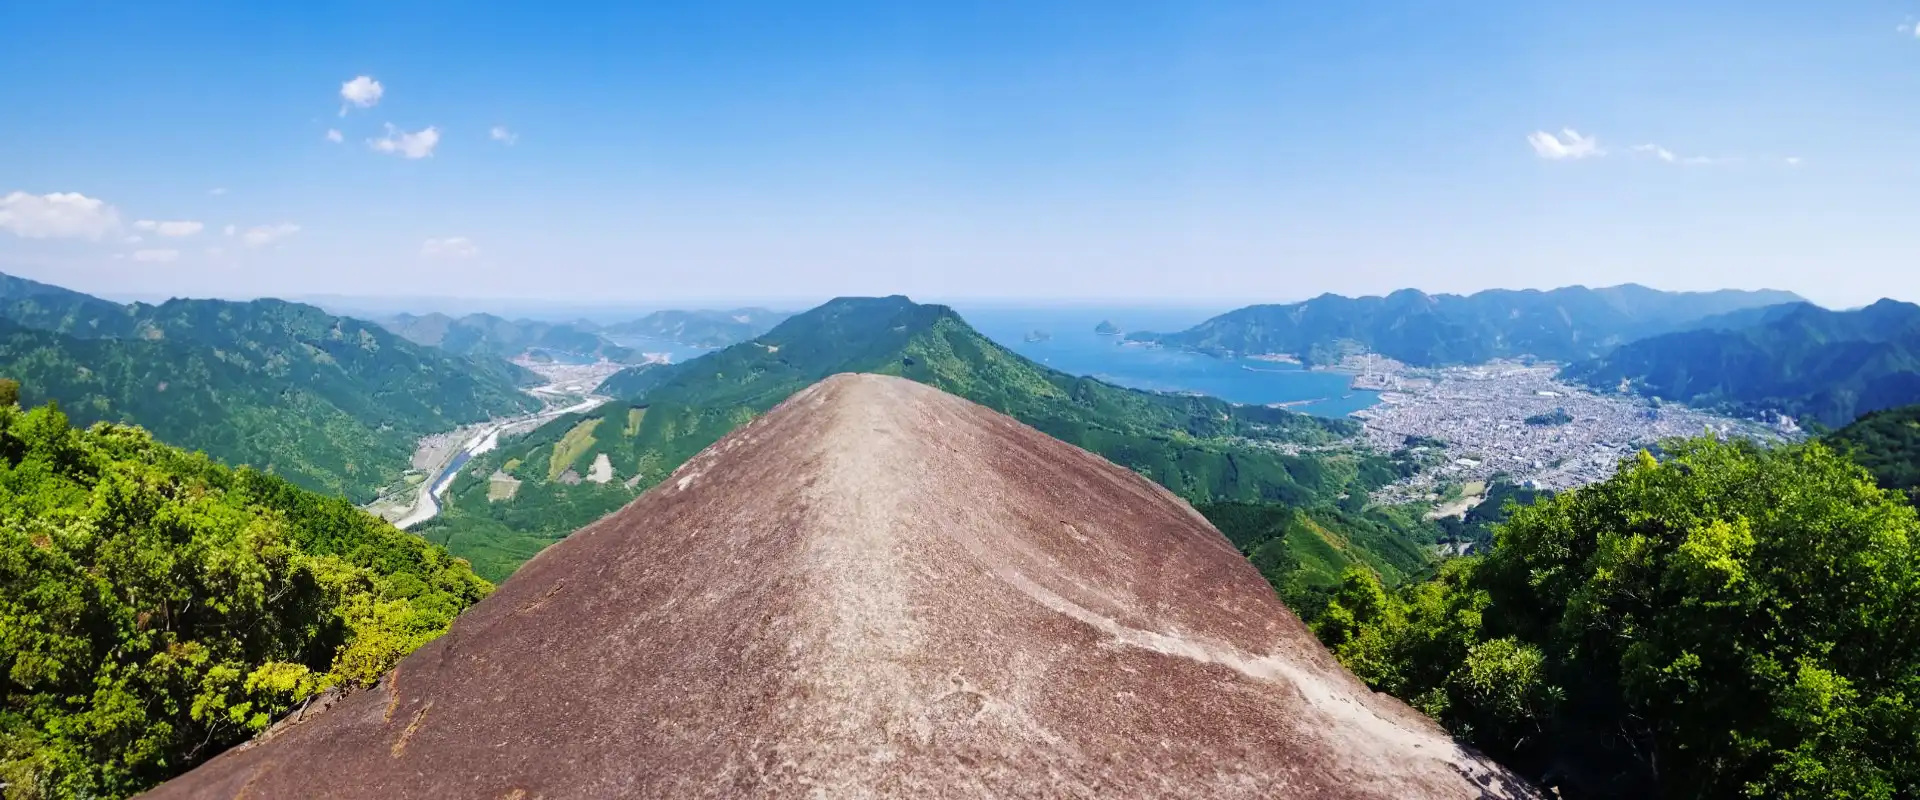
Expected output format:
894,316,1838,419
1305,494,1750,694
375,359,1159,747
547,418,603,481
487,471,522,502
586,453,614,484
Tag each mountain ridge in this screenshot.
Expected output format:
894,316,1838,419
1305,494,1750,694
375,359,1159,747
1562,298,1920,426
0,273,540,500
598,307,790,348
380,311,640,364
1128,284,1805,366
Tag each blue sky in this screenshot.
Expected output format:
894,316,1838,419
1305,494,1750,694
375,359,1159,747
3,1,1918,307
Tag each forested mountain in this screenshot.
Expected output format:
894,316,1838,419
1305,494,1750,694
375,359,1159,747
0,397,489,796
593,360,665,397
0,273,541,501
1562,299,1920,427
1128,284,1803,366
418,296,1428,581
0,272,131,334
380,312,640,364
1828,404,1920,502
598,307,790,348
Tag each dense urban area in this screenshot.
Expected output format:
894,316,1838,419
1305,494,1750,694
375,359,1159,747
1333,355,1796,502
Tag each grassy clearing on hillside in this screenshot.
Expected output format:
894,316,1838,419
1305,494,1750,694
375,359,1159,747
547,417,602,481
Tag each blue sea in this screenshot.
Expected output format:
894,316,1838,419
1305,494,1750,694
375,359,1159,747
949,306,1380,418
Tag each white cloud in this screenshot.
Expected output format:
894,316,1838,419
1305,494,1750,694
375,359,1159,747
0,191,121,239
132,249,180,263
339,75,383,114
1632,144,1677,163
1785,156,1803,166
420,236,479,258
209,187,227,196
490,126,518,145
124,235,144,244
1527,128,1602,160
369,124,441,159
230,223,300,247
133,219,204,237
325,128,344,143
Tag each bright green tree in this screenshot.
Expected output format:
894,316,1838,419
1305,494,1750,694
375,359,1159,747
1319,438,1920,798
0,400,489,798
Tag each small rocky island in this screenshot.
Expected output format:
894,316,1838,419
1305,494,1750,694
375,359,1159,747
1093,320,1122,336
1023,329,1051,342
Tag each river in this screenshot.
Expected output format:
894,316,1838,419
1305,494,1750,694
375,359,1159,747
388,393,608,530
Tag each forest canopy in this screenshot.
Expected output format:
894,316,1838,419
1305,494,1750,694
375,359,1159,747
0,399,490,798
1313,437,1920,798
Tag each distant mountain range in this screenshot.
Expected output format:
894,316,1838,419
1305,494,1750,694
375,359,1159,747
417,296,1424,581
380,312,641,363
597,307,790,348
1128,284,1805,367
0,272,540,501
1563,299,1920,427
378,307,791,363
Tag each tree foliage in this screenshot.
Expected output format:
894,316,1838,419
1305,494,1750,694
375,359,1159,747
1829,404,1920,504
1316,437,1920,798
0,399,489,798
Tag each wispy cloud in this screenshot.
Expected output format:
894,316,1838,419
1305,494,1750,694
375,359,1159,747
420,236,479,258
228,223,300,247
370,124,441,159
131,248,180,263
325,128,344,143
1527,129,1602,160
339,75,383,115
1632,144,1676,163
134,219,204,237
490,126,518,145
209,187,227,196
0,191,121,239
1535,129,1793,169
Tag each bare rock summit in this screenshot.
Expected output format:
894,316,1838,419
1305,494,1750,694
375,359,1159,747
149,373,1532,799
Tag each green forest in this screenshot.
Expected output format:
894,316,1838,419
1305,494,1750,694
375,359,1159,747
1829,404,1920,502
0,391,489,798
1307,437,1920,798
